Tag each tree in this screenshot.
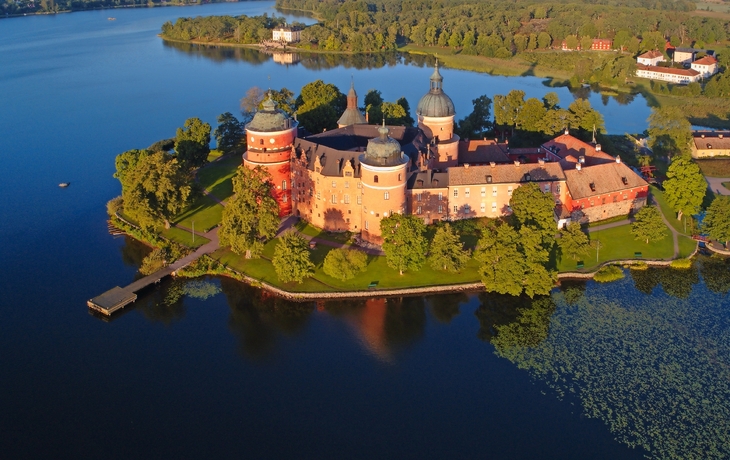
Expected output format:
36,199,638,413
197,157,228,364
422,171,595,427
510,182,557,248
240,86,264,123
218,166,280,258
272,230,314,284
455,95,492,139
264,88,296,115
213,112,244,152
647,107,692,158
558,222,591,260
516,98,547,132
175,117,211,169
537,32,552,49
703,196,730,246
543,92,560,109
323,248,368,280
568,99,605,133
364,89,384,124
121,151,192,230
494,90,525,131
631,206,668,244
381,214,428,275
296,80,346,133
428,224,471,272
114,149,150,190
663,155,707,222
395,97,415,127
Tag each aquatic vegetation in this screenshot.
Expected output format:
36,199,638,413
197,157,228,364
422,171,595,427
593,265,624,282
182,280,221,300
669,259,693,269
493,275,730,459
628,261,648,270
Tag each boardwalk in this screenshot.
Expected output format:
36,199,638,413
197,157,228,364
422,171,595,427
88,228,220,315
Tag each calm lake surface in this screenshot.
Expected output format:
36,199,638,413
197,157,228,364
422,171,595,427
1,2,728,459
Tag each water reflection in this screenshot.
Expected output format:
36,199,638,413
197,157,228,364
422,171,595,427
426,292,467,324
119,236,151,269
630,263,700,298
699,256,730,295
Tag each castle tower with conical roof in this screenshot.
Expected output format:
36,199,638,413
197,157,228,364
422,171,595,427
358,123,409,243
243,93,298,217
337,80,368,128
416,61,459,168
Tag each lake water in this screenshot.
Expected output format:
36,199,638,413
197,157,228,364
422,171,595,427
0,2,728,459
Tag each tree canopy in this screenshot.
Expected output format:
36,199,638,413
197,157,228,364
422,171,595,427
296,80,346,134
702,196,730,246
455,95,492,140
428,224,471,272
272,230,314,284
175,117,211,169
380,214,428,275
120,151,192,230
214,112,244,152
663,156,707,221
558,222,591,261
323,248,368,280
631,205,667,244
647,107,692,158
219,166,280,258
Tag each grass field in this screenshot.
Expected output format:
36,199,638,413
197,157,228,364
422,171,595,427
294,220,354,245
557,223,674,272
678,235,698,258
173,194,224,233
651,186,687,234
696,158,730,177
197,154,240,201
162,226,210,248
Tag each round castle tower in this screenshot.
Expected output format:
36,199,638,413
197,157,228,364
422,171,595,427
359,124,409,244
416,61,459,167
243,94,298,217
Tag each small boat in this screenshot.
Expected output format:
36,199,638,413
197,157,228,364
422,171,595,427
59,182,70,188
108,17,116,21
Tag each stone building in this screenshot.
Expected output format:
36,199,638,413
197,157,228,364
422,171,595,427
416,61,459,168
691,131,730,158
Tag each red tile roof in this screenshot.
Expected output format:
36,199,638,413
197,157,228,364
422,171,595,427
458,139,510,164
449,162,565,186
693,56,717,66
565,162,647,200
541,134,615,169
638,50,663,60
636,64,700,77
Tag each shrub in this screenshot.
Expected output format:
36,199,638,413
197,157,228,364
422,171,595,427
670,258,693,269
107,196,123,217
629,261,649,270
593,265,624,283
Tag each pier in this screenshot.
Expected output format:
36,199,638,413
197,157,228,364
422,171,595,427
88,228,219,315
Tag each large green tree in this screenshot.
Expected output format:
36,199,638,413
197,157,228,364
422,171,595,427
428,224,471,272
121,151,192,230
272,230,314,284
114,149,150,190
455,95,492,139
175,117,211,169
323,248,368,280
510,182,557,249
663,155,707,221
631,205,668,244
647,107,692,158
218,166,280,258
494,90,525,131
558,222,591,260
380,213,428,275
703,195,730,246
213,112,244,152
296,80,346,133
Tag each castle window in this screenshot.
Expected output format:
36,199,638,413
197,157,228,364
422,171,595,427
260,139,264,145
524,174,531,182
438,205,443,213
465,188,470,198
416,193,422,202
480,203,486,213
374,175,379,183
365,221,369,230
492,187,497,197
331,195,337,204
486,175,492,184
508,186,513,196
357,182,361,189
453,205,458,213
344,195,350,204
492,202,497,213
622,177,628,186
398,174,402,181
357,195,362,205
557,184,561,193
316,168,320,173
464,204,471,214
282,180,287,190
453,189,458,197
417,206,422,215
589,183,596,192
384,191,390,200
544,184,550,193
345,181,349,188
417,180,424,187
332,181,336,188
438,192,443,201
345,171,352,177
481,187,486,197
316,192,321,200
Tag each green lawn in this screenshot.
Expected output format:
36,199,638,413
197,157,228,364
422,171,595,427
196,154,241,201
678,235,698,258
651,186,687,235
162,226,210,248
173,194,224,232
558,224,674,272
206,149,224,162
723,181,730,189
294,220,354,245
696,158,730,178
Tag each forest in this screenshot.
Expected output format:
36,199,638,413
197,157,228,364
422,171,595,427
1,0,230,15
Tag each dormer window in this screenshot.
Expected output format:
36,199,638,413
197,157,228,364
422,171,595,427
589,182,596,192
622,177,628,185
486,175,493,183
523,174,531,182
374,175,379,183
417,179,424,187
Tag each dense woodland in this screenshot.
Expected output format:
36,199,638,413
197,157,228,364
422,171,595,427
0,0,233,15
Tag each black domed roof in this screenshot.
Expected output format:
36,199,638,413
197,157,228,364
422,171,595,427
416,61,455,118
246,93,295,132
360,124,407,167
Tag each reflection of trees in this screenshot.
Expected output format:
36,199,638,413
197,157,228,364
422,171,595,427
474,292,524,342
491,296,556,351
559,280,586,306
119,236,151,269
135,279,186,325
700,257,730,296
220,278,314,360
162,40,270,65
631,265,700,299
382,296,426,348
426,292,467,324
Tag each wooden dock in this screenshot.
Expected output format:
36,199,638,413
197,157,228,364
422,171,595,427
88,228,220,316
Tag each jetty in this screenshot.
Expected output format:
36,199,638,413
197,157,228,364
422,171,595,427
88,228,219,315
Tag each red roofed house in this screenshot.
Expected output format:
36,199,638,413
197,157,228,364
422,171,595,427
541,131,616,169
591,39,613,50
691,55,718,78
563,158,649,223
635,64,701,84
637,50,665,66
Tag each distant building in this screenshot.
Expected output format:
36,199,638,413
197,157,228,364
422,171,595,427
691,55,719,78
637,50,665,66
672,47,715,65
561,38,613,51
272,25,301,43
635,64,701,84
691,131,730,158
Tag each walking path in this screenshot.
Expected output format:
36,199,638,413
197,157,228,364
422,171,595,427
705,176,730,196
275,215,385,255
650,196,681,258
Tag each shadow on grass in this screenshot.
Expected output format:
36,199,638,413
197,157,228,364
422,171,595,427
174,194,223,232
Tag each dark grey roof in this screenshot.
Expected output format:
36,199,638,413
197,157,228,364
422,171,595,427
361,125,406,167
416,62,455,118
408,170,449,190
337,108,367,126
246,96,296,133
294,124,426,177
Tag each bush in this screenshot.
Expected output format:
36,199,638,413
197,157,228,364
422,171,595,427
670,258,693,269
629,261,649,270
139,247,170,275
107,196,123,217
593,265,624,283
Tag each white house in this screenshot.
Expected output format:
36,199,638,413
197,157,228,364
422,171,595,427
691,56,719,79
272,25,302,44
635,64,701,84
637,50,664,66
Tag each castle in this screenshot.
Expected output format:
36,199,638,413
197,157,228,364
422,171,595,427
243,63,649,244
